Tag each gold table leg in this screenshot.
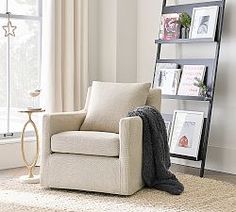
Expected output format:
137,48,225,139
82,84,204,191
19,112,40,184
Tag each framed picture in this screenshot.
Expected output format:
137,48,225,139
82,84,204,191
157,69,181,95
177,65,206,96
165,121,171,144
159,13,181,40
153,63,178,88
190,6,219,40
169,110,204,159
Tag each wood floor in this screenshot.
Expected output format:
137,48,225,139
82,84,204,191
171,165,236,185
0,165,235,185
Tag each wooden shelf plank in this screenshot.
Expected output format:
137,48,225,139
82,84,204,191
162,94,212,102
156,58,214,65
170,154,200,161
163,1,223,15
155,39,216,44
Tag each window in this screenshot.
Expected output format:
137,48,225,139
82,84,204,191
0,0,42,140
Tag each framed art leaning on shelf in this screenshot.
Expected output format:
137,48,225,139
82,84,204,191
153,63,179,88
190,6,219,40
169,110,205,159
158,69,181,95
165,121,171,142
178,65,206,96
159,13,181,40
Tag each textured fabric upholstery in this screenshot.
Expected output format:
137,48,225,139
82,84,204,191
47,154,121,194
119,116,143,194
80,81,151,133
40,86,162,196
40,110,87,186
51,131,119,157
146,88,162,111
84,87,161,111
84,86,91,111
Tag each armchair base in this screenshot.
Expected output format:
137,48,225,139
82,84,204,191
41,153,143,196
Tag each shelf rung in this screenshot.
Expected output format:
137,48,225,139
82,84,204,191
163,1,223,14
162,94,212,102
156,58,215,65
155,39,216,44
170,154,200,161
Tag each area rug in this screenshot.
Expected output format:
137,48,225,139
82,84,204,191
0,173,235,212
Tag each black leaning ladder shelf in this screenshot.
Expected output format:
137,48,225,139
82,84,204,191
153,0,226,177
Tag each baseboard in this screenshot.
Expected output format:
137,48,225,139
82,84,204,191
0,139,36,171
171,145,236,175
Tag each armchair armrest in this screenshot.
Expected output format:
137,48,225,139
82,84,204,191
41,110,86,186
42,110,87,157
119,116,143,194
119,116,143,159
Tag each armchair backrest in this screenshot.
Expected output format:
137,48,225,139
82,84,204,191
84,87,161,112
146,88,162,111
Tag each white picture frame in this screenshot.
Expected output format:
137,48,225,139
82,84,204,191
158,69,181,95
190,6,219,40
153,63,178,88
169,110,204,159
165,121,171,142
177,65,206,96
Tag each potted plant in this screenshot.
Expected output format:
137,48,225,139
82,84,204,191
194,77,208,97
179,12,191,39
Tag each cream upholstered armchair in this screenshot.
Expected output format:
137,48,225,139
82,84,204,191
40,82,161,195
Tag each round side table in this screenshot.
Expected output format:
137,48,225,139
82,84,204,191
18,109,45,184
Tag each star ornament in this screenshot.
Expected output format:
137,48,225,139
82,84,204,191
2,21,17,37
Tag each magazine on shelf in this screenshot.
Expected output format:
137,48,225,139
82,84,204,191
159,13,180,40
153,63,179,88
158,69,182,95
178,65,206,96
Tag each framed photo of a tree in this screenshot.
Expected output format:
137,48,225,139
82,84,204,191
169,110,204,159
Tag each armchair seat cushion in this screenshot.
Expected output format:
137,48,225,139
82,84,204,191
51,131,119,157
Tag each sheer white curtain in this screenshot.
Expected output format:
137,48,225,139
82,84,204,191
41,0,89,112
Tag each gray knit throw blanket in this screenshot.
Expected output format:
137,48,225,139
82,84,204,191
128,106,184,195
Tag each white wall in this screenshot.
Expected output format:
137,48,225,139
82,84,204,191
89,0,236,174
116,0,138,82
137,0,160,83
88,0,137,84
0,139,37,170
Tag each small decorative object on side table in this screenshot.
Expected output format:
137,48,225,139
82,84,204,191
18,108,45,184
28,89,41,110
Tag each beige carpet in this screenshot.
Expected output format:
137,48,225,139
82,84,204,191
0,173,235,212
